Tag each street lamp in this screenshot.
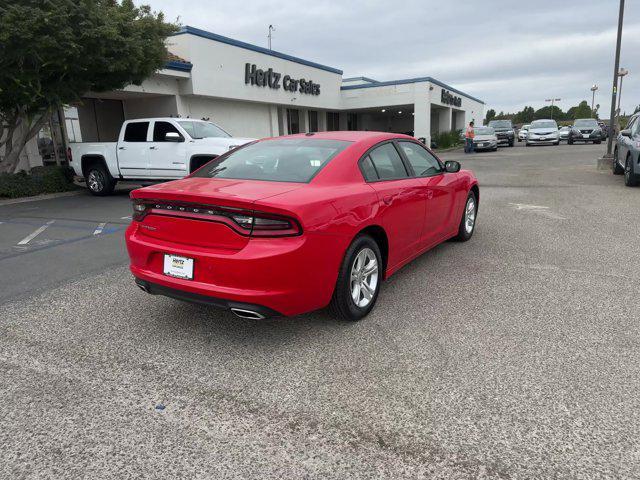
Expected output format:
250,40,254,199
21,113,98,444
545,98,561,120
591,85,598,117
268,24,276,50
616,68,629,115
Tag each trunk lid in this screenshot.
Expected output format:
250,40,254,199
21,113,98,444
131,178,302,250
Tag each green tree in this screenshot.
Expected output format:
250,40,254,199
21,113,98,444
484,109,496,125
0,0,178,173
534,105,564,120
572,100,592,120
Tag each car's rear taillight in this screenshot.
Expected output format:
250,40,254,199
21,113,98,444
131,199,301,237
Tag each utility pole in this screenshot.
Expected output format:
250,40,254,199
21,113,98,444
591,85,598,117
602,0,625,166
268,25,275,50
545,98,561,120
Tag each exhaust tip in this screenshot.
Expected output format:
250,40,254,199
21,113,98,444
137,283,149,293
230,308,265,320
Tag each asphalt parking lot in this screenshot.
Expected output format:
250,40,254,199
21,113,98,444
2,142,640,479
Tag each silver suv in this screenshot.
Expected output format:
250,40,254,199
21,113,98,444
613,113,640,187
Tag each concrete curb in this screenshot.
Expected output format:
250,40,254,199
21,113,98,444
0,189,85,206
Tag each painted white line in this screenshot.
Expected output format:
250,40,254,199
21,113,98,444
121,215,132,220
17,220,55,245
93,222,106,235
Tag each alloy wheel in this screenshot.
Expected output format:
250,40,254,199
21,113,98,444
87,170,104,192
350,247,379,308
464,197,476,234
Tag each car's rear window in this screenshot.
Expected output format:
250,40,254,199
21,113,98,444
192,138,351,183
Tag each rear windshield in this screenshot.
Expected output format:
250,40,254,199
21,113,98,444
192,138,351,183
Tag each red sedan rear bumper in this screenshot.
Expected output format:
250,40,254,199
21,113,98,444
125,223,347,317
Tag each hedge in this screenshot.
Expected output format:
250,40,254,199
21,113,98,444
432,130,463,150
0,165,78,199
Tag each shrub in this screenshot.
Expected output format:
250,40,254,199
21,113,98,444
432,130,463,150
0,166,78,198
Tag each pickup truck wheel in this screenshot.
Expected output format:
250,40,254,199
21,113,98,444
86,165,116,196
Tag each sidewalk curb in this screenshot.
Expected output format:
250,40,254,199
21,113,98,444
0,190,85,206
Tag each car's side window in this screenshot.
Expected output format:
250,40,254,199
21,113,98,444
153,121,182,142
631,117,640,137
360,155,378,181
367,143,408,180
397,141,443,177
123,122,149,142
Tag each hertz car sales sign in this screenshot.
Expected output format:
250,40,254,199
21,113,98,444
244,63,321,95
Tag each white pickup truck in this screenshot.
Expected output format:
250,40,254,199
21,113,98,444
69,117,254,195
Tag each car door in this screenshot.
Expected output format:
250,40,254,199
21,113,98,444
362,142,425,267
619,116,638,163
396,140,457,247
117,121,150,178
148,120,188,179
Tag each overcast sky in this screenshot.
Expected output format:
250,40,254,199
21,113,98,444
143,0,639,117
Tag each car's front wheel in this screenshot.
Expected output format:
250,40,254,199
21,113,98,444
329,235,382,321
625,155,639,187
613,148,624,175
453,190,478,242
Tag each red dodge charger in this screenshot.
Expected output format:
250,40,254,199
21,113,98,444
126,131,479,321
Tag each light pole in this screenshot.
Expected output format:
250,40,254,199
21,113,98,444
616,68,629,115
545,98,561,120
602,0,625,164
268,25,276,50
591,85,598,117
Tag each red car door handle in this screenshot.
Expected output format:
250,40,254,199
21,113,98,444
382,195,393,205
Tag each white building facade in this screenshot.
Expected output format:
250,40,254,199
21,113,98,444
68,26,484,150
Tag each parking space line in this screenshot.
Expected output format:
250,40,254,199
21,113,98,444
93,222,106,235
17,220,55,245
121,216,132,220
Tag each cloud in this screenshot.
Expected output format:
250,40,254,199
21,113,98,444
144,0,640,115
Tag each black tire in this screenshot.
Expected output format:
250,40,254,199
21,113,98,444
85,163,116,196
594,140,601,144
554,141,560,146
525,142,530,147
328,235,382,321
508,141,514,147
613,149,624,175
492,147,498,152
624,155,639,187
518,138,521,142
568,138,573,145
453,190,478,242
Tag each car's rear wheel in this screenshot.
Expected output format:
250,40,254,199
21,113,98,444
624,155,639,187
613,148,624,175
86,164,116,196
568,138,573,145
329,235,382,321
453,190,478,242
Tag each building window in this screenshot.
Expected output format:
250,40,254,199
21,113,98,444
326,112,339,131
287,109,300,134
308,110,318,132
347,113,358,131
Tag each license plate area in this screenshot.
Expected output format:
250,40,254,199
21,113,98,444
163,254,194,280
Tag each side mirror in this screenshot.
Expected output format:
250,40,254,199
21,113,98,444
444,160,461,173
621,129,632,138
165,131,184,142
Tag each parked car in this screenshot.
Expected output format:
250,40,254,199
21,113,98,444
613,112,640,187
598,122,609,140
472,127,498,151
518,124,530,142
127,132,480,321
568,119,602,144
69,118,254,196
525,119,560,146
559,126,571,141
488,119,515,147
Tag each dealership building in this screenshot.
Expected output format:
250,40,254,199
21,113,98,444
18,26,484,170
